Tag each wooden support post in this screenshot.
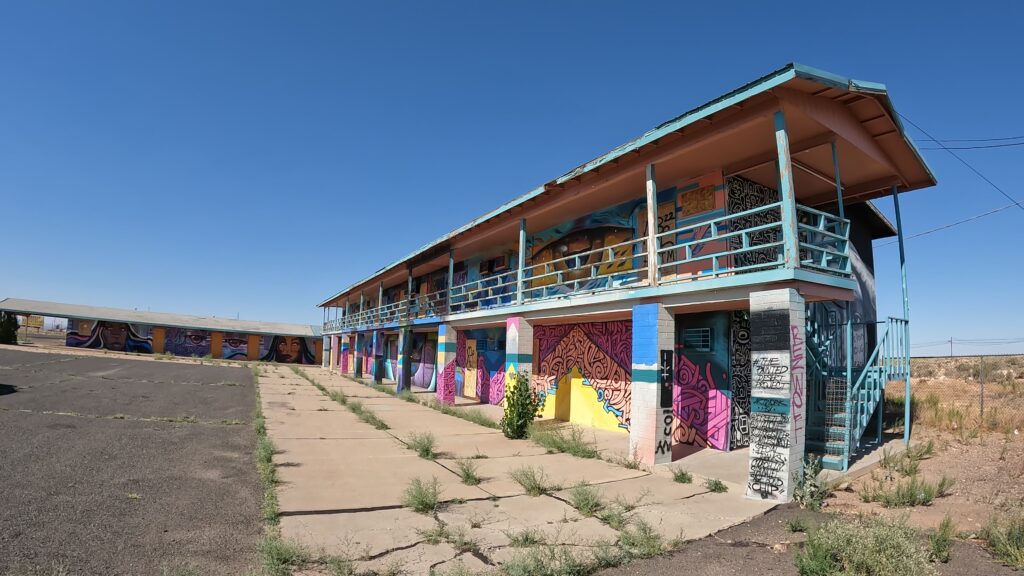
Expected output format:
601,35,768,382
517,219,527,304
774,111,799,269
644,164,658,286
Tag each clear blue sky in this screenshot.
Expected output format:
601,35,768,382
3,1,1022,354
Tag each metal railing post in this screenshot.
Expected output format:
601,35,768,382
891,185,912,445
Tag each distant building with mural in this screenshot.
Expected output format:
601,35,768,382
317,64,936,503
0,298,321,364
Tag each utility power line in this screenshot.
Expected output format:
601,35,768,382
899,113,1024,213
922,135,1024,143
876,202,1017,247
919,141,1024,150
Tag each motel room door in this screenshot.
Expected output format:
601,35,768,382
464,339,478,399
673,311,732,457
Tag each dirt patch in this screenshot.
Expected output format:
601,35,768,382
596,504,1019,576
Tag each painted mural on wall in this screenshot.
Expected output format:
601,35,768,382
527,200,644,299
669,173,729,280
223,332,248,360
409,332,437,390
164,328,212,357
726,176,782,270
535,321,632,432
730,311,752,449
66,319,153,353
673,312,731,451
259,335,317,364
456,327,506,405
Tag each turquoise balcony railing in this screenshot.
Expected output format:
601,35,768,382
323,201,851,333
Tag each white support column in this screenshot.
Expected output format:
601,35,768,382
447,251,455,314
746,288,806,503
517,219,527,304
644,164,659,286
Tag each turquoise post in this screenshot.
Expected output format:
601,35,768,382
891,185,912,445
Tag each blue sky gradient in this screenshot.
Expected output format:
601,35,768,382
3,1,1022,354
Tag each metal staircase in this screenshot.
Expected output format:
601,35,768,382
805,302,909,471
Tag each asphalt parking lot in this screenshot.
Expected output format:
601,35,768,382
0,349,261,575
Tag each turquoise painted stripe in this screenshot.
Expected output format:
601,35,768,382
752,397,791,415
631,368,659,382
507,353,533,363
439,342,456,353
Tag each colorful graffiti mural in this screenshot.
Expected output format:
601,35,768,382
259,335,317,364
527,200,644,297
408,332,437,390
534,321,632,432
457,327,506,405
673,312,731,451
730,311,752,449
66,319,153,353
164,328,212,357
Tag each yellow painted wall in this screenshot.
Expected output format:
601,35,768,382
314,344,323,366
247,334,260,361
152,327,165,354
539,366,627,433
210,332,223,359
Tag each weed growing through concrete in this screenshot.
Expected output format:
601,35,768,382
432,560,474,576
618,518,665,560
402,477,442,514
529,424,599,459
257,535,310,576
455,458,481,486
704,478,728,493
795,515,933,576
566,482,603,517
407,431,438,459
346,400,390,430
596,503,632,530
928,514,956,563
251,365,280,525
417,520,479,552
981,512,1024,569
670,467,692,484
504,527,546,547
424,398,499,429
508,465,559,496
500,544,592,576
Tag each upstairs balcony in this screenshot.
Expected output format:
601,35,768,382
322,201,850,333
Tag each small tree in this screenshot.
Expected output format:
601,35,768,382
0,312,19,345
501,370,543,439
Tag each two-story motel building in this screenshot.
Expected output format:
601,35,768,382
317,64,935,501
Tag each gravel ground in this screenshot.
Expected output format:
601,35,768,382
0,349,261,575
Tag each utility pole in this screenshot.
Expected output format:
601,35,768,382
949,338,953,357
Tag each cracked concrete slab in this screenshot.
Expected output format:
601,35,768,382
559,473,708,506
437,453,647,497
280,507,438,558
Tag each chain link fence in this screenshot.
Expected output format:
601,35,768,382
884,354,1024,438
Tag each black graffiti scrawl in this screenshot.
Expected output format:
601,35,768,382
730,310,751,449
726,176,781,270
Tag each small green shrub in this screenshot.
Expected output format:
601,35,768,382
704,478,728,493
793,455,831,511
981,513,1024,569
500,545,590,576
787,517,810,533
928,514,955,563
670,467,692,484
418,522,478,552
509,465,558,496
860,475,954,508
501,370,543,440
795,516,933,576
402,477,441,513
455,458,481,486
566,482,603,517
596,503,631,530
529,425,598,458
407,431,437,459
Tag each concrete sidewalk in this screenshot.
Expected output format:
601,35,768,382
260,366,777,575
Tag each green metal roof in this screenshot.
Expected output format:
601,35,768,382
318,62,935,307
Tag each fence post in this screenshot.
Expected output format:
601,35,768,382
979,355,985,427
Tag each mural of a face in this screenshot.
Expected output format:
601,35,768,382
276,336,302,363
223,333,248,360
99,322,129,351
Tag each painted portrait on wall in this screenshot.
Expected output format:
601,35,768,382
260,335,316,364
222,332,248,360
164,328,212,357
66,319,153,353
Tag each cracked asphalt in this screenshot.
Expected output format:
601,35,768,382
0,348,261,575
